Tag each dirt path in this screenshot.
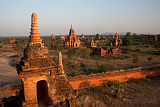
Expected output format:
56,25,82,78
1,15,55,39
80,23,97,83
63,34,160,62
0,51,20,88
0,52,17,76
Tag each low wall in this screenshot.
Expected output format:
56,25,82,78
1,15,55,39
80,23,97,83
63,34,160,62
69,64,160,89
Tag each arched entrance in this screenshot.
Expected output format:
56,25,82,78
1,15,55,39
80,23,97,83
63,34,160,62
37,80,49,107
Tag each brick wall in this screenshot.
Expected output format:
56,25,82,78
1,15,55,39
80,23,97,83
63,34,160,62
69,64,160,89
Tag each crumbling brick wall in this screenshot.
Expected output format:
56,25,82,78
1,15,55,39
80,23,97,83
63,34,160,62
69,64,160,89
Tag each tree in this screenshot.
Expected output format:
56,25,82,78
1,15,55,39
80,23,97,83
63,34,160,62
95,33,100,40
66,47,91,63
123,32,133,46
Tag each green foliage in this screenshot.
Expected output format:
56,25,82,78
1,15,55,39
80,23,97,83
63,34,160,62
136,45,142,52
107,81,123,88
44,37,53,49
97,64,117,72
121,47,129,54
43,37,64,50
122,32,133,46
95,33,100,40
52,39,64,50
52,57,58,64
70,64,82,76
66,47,91,58
12,43,25,57
132,54,139,65
154,41,160,49
68,63,117,77
147,57,153,63
81,37,90,47
109,54,131,59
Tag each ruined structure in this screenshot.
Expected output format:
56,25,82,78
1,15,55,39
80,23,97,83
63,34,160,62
134,34,159,42
64,25,81,47
81,34,85,39
59,34,65,41
110,32,122,46
51,33,55,39
101,36,105,40
9,38,16,44
17,12,75,107
69,64,160,89
89,38,119,56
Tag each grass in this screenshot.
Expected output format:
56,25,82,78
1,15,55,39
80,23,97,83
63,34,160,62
76,76,160,107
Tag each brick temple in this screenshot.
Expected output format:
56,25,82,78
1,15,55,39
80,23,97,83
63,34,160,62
10,38,16,44
89,38,119,56
64,24,81,47
110,32,122,46
90,37,97,48
17,12,76,107
59,34,65,41
51,33,55,39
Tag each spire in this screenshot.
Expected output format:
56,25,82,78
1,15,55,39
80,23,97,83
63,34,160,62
91,37,94,43
115,32,118,39
58,52,64,74
69,24,75,37
91,37,96,47
29,12,42,45
52,33,55,39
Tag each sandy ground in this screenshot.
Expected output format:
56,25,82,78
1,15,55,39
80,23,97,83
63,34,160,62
0,52,17,76
0,50,20,88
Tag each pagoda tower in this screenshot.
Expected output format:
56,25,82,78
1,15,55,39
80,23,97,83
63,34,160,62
17,12,75,107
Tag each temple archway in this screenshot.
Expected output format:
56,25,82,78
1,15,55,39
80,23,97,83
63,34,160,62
37,80,49,107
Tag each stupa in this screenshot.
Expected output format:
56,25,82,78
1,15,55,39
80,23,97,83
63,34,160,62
17,12,76,107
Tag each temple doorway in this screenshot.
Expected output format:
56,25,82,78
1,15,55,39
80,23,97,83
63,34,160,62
37,80,49,107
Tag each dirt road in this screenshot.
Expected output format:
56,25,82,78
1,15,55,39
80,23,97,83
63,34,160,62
0,50,20,88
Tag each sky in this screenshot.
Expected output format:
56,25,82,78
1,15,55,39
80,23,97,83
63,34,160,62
0,0,160,36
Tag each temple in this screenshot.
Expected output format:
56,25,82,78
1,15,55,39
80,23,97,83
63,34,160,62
10,38,16,44
90,38,97,48
51,33,55,39
59,34,65,41
64,24,81,47
17,12,75,107
110,32,122,46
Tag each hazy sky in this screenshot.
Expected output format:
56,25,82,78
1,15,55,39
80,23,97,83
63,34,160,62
0,0,160,36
